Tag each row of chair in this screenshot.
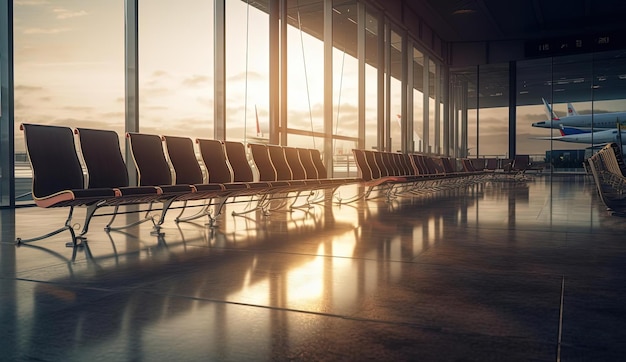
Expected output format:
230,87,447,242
351,149,489,200
18,124,356,246
587,142,626,215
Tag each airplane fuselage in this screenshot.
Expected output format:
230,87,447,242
547,128,624,144
532,112,626,130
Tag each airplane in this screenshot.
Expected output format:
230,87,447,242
532,98,626,130
533,124,626,145
541,98,578,120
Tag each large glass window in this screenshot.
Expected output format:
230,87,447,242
517,51,626,172
427,58,436,153
138,0,214,138
286,0,324,150
477,63,509,158
388,29,402,152
14,0,124,203
332,0,358,174
412,48,424,152
225,0,268,142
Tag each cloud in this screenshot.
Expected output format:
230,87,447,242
62,105,93,112
101,112,125,119
23,27,70,35
182,75,211,87
14,85,45,93
53,8,88,20
227,71,265,83
14,0,49,5
152,70,170,78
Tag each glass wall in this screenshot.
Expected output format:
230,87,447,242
477,63,509,158
363,9,379,151
427,58,436,153
286,0,324,150
138,0,214,138
388,29,402,152
5,0,452,206
412,48,424,152
13,0,124,203
516,51,626,171
332,0,358,171
225,0,268,142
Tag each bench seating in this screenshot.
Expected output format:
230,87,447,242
352,148,489,200
17,124,361,246
587,142,626,215
19,122,498,247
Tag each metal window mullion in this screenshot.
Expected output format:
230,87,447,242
124,0,139,185
280,0,287,146
422,54,429,154
376,11,384,151
323,0,333,174
0,0,14,207
214,0,226,140
434,62,441,155
357,2,365,149
384,22,391,152
269,0,279,145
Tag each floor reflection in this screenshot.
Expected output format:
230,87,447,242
3,176,626,360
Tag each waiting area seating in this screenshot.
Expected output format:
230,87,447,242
18,123,361,246
18,123,515,247
351,149,490,201
587,142,626,215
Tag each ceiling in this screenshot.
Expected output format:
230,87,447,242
404,0,626,108
408,0,626,43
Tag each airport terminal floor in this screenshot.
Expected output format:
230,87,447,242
1,174,626,361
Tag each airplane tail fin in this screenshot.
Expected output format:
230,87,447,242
542,98,560,121
567,103,579,116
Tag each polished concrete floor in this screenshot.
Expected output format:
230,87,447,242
1,175,626,361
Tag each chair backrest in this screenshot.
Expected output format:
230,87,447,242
223,141,254,182
248,143,277,181
21,123,85,198
513,154,530,170
410,153,428,175
162,135,204,185
352,149,372,181
373,151,388,177
462,159,476,172
197,139,234,183
485,158,499,170
363,151,381,179
382,152,398,176
75,127,129,189
267,144,293,181
284,147,307,180
401,153,416,175
297,148,318,179
126,132,173,186
425,156,444,174
470,158,485,171
440,157,456,173
608,143,626,176
309,149,328,179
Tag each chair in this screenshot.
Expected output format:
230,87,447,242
126,132,196,232
18,124,118,246
76,127,162,233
